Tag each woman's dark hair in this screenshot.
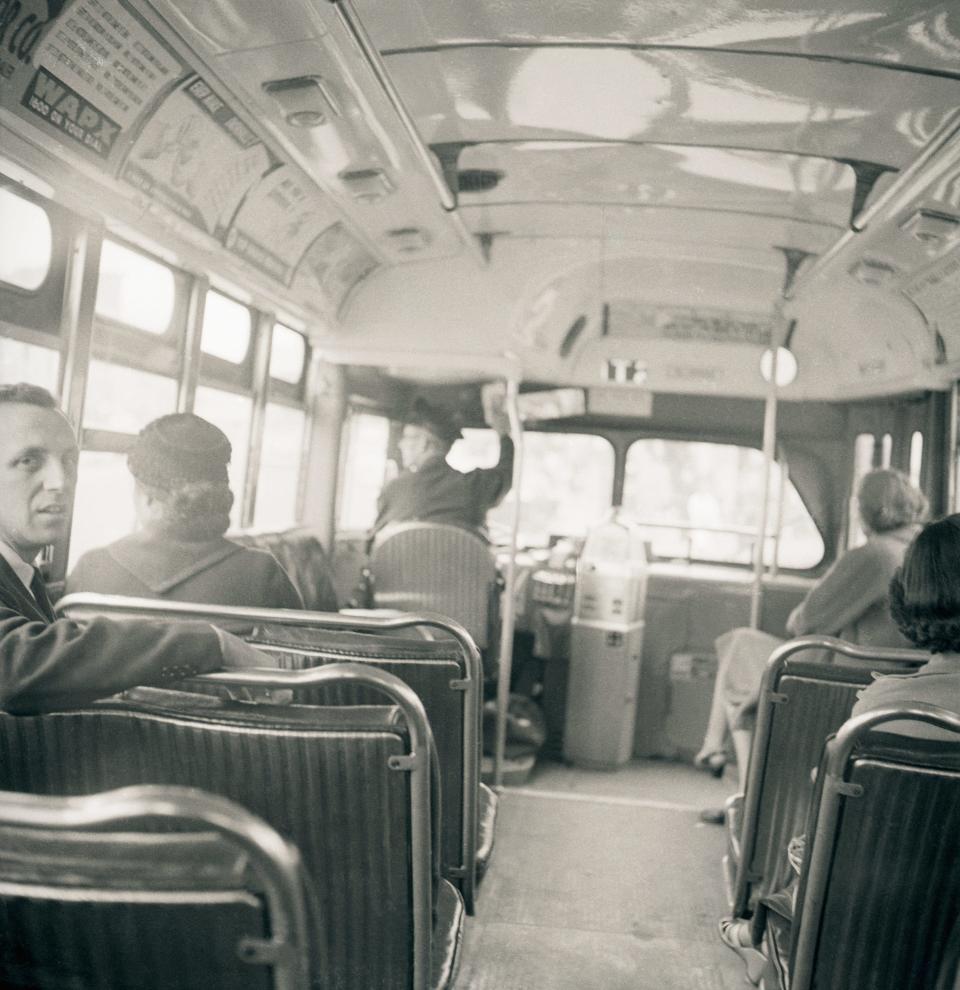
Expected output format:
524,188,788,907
139,479,233,542
889,514,960,652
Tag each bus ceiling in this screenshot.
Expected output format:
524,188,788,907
2,2,960,399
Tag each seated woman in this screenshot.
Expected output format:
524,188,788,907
851,513,960,738
721,511,960,984
67,413,303,610
696,468,927,783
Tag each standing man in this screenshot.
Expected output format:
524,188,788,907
0,383,267,714
371,398,514,541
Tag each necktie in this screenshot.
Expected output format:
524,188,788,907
29,568,56,623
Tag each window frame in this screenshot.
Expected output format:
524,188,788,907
0,180,74,337
198,288,256,392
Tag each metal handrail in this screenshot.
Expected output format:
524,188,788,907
791,703,960,990
0,783,312,990
57,592,481,916
732,635,930,918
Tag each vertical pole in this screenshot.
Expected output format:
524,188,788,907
750,351,779,629
769,459,788,579
299,359,346,546
176,274,208,413
494,378,523,788
946,380,958,514
240,312,273,529
53,220,102,585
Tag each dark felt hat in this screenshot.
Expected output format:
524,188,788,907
128,413,231,489
407,398,462,446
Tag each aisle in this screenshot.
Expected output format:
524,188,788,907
458,760,744,989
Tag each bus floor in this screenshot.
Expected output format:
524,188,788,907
458,758,743,989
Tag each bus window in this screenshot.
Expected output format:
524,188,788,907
849,433,877,548
0,187,51,291
880,433,893,468
337,412,390,532
82,360,177,433
95,240,175,335
270,324,307,385
909,431,923,489
483,432,614,547
254,402,306,529
68,451,136,569
622,439,823,569
0,337,58,393
194,385,252,528
200,291,251,364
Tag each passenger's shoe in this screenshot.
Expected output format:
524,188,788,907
693,749,728,778
699,807,725,825
718,918,771,985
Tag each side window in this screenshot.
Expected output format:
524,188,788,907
71,240,183,567
337,411,391,531
0,337,59,394
622,439,824,570
254,323,310,530
0,186,52,290
848,432,877,549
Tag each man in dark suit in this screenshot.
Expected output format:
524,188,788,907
371,398,514,542
0,382,267,714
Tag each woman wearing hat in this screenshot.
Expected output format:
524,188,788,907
66,413,303,609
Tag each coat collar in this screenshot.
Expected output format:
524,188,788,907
0,554,50,623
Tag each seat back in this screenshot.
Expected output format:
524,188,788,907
56,593,487,916
0,664,438,990
733,635,928,919
370,523,498,649
247,622,484,911
0,784,312,990
233,528,339,610
790,706,960,990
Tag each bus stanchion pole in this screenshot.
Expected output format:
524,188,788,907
751,349,780,629
494,377,523,788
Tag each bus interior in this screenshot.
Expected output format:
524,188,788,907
1,1,960,987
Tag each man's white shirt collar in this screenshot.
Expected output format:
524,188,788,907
0,540,37,595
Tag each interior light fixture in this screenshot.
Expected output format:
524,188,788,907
385,227,431,252
759,346,798,386
849,257,899,286
339,166,394,202
899,208,960,250
262,75,341,128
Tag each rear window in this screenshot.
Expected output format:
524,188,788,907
622,438,823,570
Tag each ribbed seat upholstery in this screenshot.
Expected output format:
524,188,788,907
733,661,874,919
0,690,459,990
786,712,960,990
233,528,339,611
0,785,313,990
731,642,926,925
244,622,496,911
370,523,498,651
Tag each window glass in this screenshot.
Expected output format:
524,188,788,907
95,240,175,334
337,412,390,531
201,291,251,364
68,451,136,569
194,386,252,528
82,360,177,433
0,339,59,393
483,431,614,547
0,188,51,290
849,433,876,548
909,431,923,489
880,433,893,467
270,324,306,384
254,403,306,529
448,428,502,471
622,439,824,569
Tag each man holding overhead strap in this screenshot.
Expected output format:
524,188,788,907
0,383,268,715
370,397,514,543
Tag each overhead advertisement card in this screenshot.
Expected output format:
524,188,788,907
226,165,338,286
123,73,272,237
4,0,185,166
301,222,378,313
